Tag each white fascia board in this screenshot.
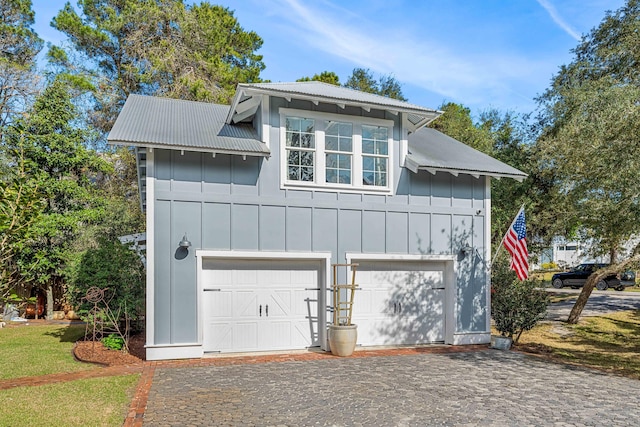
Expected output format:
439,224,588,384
108,141,270,158
240,87,441,122
412,165,526,181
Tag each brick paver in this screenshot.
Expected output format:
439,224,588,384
0,364,143,390
136,348,640,426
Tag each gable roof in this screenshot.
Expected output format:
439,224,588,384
107,94,270,156
227,81,442,131
406,128,527,181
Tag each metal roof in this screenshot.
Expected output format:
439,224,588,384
228,82,442,129
406,128,527,181
107,95,270,156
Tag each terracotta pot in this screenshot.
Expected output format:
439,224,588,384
66,310,81,320
328,324,358,357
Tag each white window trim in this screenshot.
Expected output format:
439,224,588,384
279,108,394,194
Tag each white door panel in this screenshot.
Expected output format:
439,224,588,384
202,260,321,353
352,262,446,346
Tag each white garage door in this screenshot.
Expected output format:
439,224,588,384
351,260,446,346
202,259,321,353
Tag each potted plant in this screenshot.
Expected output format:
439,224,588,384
328,264,358,356
491,258,548,349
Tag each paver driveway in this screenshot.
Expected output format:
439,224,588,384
142,349,640,426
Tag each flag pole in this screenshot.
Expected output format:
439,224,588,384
490,204,525,269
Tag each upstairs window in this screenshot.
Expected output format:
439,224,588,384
280,109,393,193
325,121,353,184
285,117,315,182
362,125,388,186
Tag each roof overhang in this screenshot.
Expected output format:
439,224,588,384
108,139,270,158
226,84,442,131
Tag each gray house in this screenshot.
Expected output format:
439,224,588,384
108,82,526,360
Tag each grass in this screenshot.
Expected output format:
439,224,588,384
0,374,139,427
0,324,94,380
517,310,640,379
0,323,139,426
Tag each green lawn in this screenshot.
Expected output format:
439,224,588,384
0,324,94,380
0,375,139,427
0,324,139,427
517,310,640,379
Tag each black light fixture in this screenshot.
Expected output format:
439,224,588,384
460,244,474,256
179,233,192,248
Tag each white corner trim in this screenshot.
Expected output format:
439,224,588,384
485,177,492,333
146,343,204,361
145,149,155,348
261,94,270,148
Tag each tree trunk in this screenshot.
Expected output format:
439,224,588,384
46,285,53,320
567,255,640,323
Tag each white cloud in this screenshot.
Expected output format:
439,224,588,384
536,0,582,41
268,0,550,110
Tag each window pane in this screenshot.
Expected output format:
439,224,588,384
362,156,374,171
325,136,339,151
339,122,352,136
300,151,314,166
325,121,339,136
326,169,337,183
338,154,350,169
374,157,387,173
376,172,387,186
326,153,338,168
362,140,374,154
339,137,352,152
376,140,388,155
301,133,315,148
362,126,373,140
287,132,300,147
288,150,299,165
302,119,314,133
286,117,300,132
362,171,374,186
288,166,300,180
301,167,314,181
338,170,351,184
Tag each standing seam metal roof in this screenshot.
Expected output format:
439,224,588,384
107,94,270,155
236,82,441,117
407,128,527,180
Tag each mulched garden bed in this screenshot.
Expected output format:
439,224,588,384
74,333,146,366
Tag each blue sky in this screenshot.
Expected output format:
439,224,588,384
31,0,625,115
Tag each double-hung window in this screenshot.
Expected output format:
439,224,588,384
281,109,392,192
325,121,353,185
285,117,315,182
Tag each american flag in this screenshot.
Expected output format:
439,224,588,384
503,207,529,280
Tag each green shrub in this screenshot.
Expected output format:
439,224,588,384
491,257,549,342
101,334,125,351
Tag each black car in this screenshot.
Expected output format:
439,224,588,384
551,263,636,291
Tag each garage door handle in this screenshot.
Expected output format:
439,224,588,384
398,302,401,313
204,288,221,292
259,305,262,317
393,302,397,314
305,288,320,291
266,304,268,317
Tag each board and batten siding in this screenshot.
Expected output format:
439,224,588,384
150,97,489,346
